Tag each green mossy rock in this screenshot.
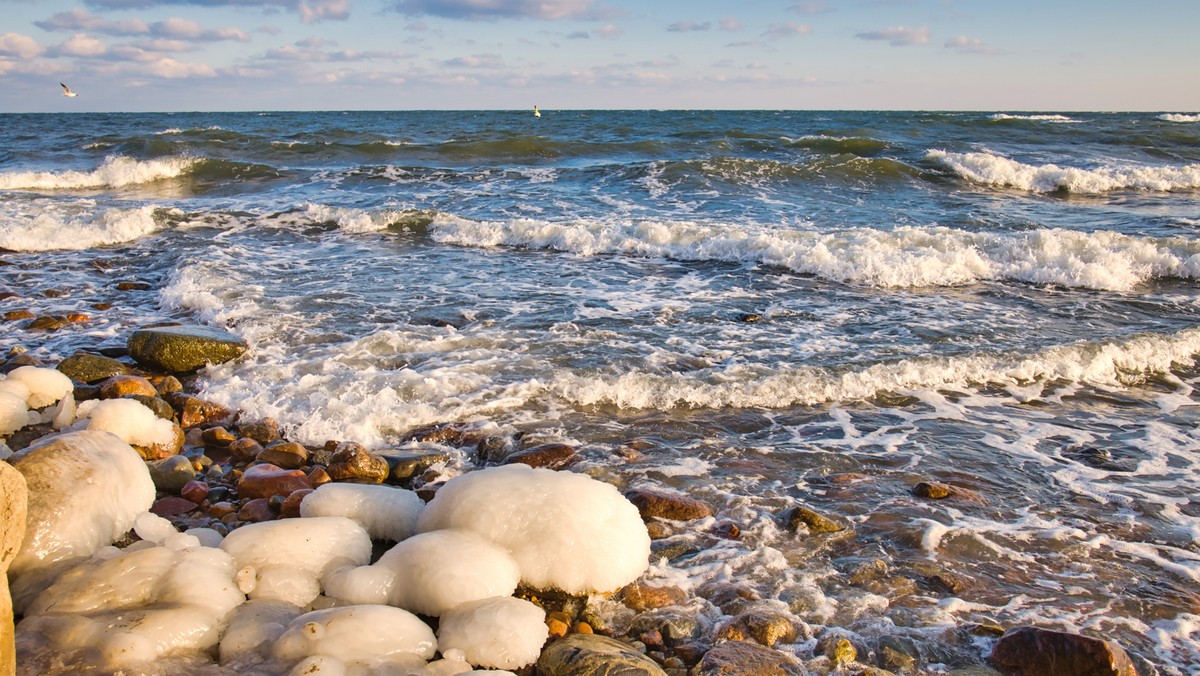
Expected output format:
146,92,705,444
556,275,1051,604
127,325,247,373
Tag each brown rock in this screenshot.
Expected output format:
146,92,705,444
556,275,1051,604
201,426,237,447
154,375,184,395
134,423,186,461
378,450,451,482
573,622,593,635
27,315,69,331
621,582,689,612
150,496,199,517
257,441,309,470
66,313,90,323
307,466,332,487
326,442,389,484
165,392,234,429
1,462,28,676
400,421,491,447
99,374,158,399
92,302,113,311
694,640,807,675
416,482,443,502
208,501,237,518
238,418,282,445
130,395,175,421
624,488,714,521
502,442,580,470
280,489,314,518
180,480,210,504
645,520,673,540
116,281,152,291
238,463,314,500
990,626,1138,676
229,438,264,463
547,618,569,639
716,612,798,648
712,521,741,539
913,481,954,499
237,498,276,523
781,505,845,534
3,310,34,321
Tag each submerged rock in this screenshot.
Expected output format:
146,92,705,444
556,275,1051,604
127,325,248,373
502,442,580,470
624,488,714,521
989,626,1138,676
781,505,846,534
694,640,808,675
537,633,667,676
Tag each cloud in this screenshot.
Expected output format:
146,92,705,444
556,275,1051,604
566,31,589,39
263,39,414,62
56,33,109,57
37,9,249,41
387,0,613,20
763,22,811,40
593,24,622,39
855,25,929,46
79,0,350,23
944,35,1001,55
441,53,504,68
790,0,831,14
667,20,710,33
147,56,216,78
0,32,44,59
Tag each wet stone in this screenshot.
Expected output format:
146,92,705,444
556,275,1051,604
625,488,714,521
280,488,314,518
629,611,699,642
238,463,314,500
201,426,237,447
56,352,132,383
129,395,176,421
180,480,210,504
237,498,276,523
27,316,70,331
256,441,309,470
537,633,668,676
989,626,1138,676
377,449,451,482
716,611,798,648
147,455,196,493
877,635,921,672
3,310,34,321
128,324,248,373
400,421,491,447
165,393,234,429
307,466,332,487
150,496,198,517
116,281,152,291
326,441,389,484
621,582,689,612
134,423,186,462
99,374,158,399
502,442,580,470
238,417,282,446
782,505,846,534
229,438,264,464
913,481,954,499
694,640,808,676
817,635,857,666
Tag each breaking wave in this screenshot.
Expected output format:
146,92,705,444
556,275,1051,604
927,149,1200,193
1160,114,1200,123
0,156,201,190
0,204,171,251
989,114,1080,123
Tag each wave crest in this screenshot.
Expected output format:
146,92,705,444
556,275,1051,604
1159,114,1200,123
0,156,201,190
0,204,170,251
927,149,1200,193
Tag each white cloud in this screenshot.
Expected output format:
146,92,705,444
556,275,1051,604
763,22,811,40
442,53,504,68
147,57,216,78
57,33,109,57
37,9,248,42
790,1,831,14
0,32,44,59
593,24,622,39
856,25,930,46
388,0,611,20
944,35,1001,55
718,17,742,32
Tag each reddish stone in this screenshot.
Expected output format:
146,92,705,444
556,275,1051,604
238,463,313,500
99,374,158,399
237,498,276,522
640,629,664,649
208,501,237,518
165,392,234,429
66,313,90,323
695,640,806,675
238,418,282,445
502,443,579,470
990,626,1138,676
416,482,443,503
712,521,741,539
307,466,332,487
620,582,688,611
280,488,314,518
150,496,199,517
624,488,714,521
180,480,210,504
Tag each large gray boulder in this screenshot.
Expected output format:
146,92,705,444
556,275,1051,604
127,325,248,373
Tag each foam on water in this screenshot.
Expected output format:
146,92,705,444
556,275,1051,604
928,149,1200,193
0,200,169,251
1160,113,1200,123
989,113,1080,123
0,156,201,191
428,212,1200,291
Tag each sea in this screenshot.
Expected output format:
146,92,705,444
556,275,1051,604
3,109,1200,673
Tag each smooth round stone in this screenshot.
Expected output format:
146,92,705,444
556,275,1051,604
180,480,210,504
98,374,157,399
694,640,808,675
56,352,132,383
147,455,197,493
624,488,714,521
501,443,580,470
238,464,313,500
782,505,846,534
990,626,1138,676
537,633,667,676
256,441,309,469
620,582,688,612
716,611,798,648
326,442,389,483
913,481,954,499
127,324,248,373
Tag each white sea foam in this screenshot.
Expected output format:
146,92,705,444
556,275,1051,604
928,149,1200,193
989,113,1079,123
1159,113,1200,123
0,203,168,251
0,156,200,190
428,213,1200,291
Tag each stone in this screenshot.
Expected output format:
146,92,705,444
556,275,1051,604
238,463,313,500
229,437,265,463
153,375,183,395
621,582,689,611
149,496,199,517
238,417,282,445
502,442,580,470
624,488,714,521
280,489,314,518
256,441,308,469
378,450,451,482
1,462,28,676
913,481,954,499
27,315,69,331
127,324,248,373
201,426,237,447
98,374,158,399
116,281,151,291
129,395,176,421
716,611,798,648
817,635,857,666
2,310,34,321
134,423,186,461
237,498,276,523
537,633,667,676
989,626,1138,676
877,635,920,672
326,442,389,484
629,611,699,642
147,455,197,493
180,480,210,503
400,421,491,447
307,466,332,487
164,392,234,429
694,640,808,675
782,505,846,534
56,352,132,383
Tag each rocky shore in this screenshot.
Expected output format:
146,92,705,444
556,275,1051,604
1,322,1148,675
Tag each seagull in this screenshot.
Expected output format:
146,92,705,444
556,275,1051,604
60,82,78,97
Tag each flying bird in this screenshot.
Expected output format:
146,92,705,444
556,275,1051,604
60,83,78,97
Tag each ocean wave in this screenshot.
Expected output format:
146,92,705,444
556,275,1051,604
553,328,1200,411
784,135,891,155
927,149,1200,193
0,204,171,251
652,155,918,187
427,214,1200,291
989,114,1080,123
0,156,201,190
1159,114,1200,123
301,204,436,233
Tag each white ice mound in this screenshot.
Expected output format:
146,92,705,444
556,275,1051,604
416,465,651,594
324,529,520,616
299,482,424,541
7,430,156,578
436,596,548,670
0,390,33,435
272,605,436,672
76,397,179,449
219,517,372,607
16,543,245,670
4,365,73,408
219,599,304,664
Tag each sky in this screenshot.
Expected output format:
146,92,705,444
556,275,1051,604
0,0,1197,112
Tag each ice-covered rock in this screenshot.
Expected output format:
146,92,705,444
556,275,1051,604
299,483,424,542
322,529,519,616
4,366,72,408
219,599,304,664
16,542,245,671
0,391,32,436
219,517,372,607
416,464,650,594
7,430,155,580
75,398,180,454
272,605,436,673
437,596,548,670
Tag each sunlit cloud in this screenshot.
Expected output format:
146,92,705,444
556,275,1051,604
944,35,1001,55
763,22,811,40
0,32,44,59
79,0,351,23
718,17,742,32
856,25,929,46
387,0,616,21
37,9,250,41
55,33,109,57
790,0,831,14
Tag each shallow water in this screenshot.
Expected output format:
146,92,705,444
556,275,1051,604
3,109,1200,672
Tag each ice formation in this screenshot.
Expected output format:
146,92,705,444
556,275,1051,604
218,599,303,664
0,390,31,436
272,605,437,672
219,516,372,607
416,464,651,594
299,482,425,541
323,529,520,616
436,596,549,670
4,365,73,408
75,397,179,449
6,430,156,581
